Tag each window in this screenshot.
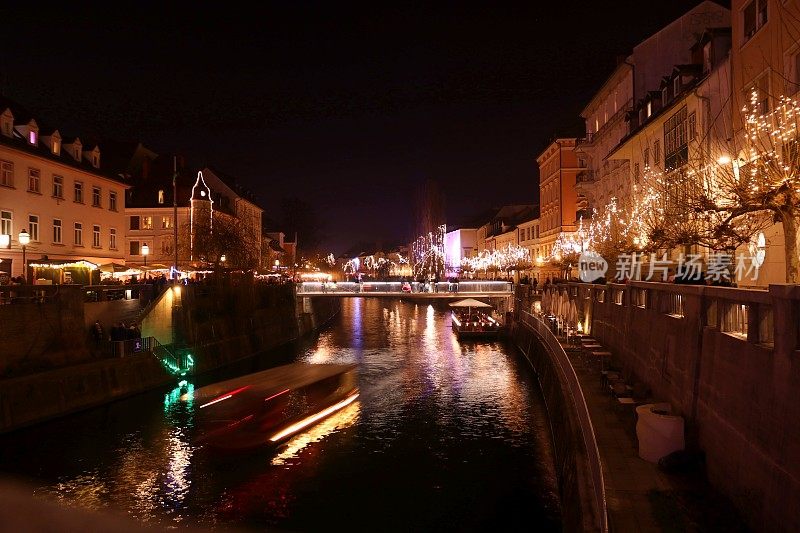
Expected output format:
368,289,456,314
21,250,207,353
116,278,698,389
745,73,770,114
1,160,13,187
53,175,64,198
788,50,800,95
161,236,174,256
654,140,661,164
161,216,173,229
28,130,37,145
129,216,140,230
52,138,60,155
92,225,101,247
662,87,669,105
92,186,101,207
158,189,165,204
674,76,681,95
28,168,40,193
643,148,649,168
664,106,688,170
74,222,83,246
0,211,11,236
130,240,140,256
703,41,712,73
74,181,83,203
141,216,153,230
53,219,62,244
110,228,117,250
743,0,767,42
109,191,118,211
29,215,39,241
688,112,697,141
646,101,652,117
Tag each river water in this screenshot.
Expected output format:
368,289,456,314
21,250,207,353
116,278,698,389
0,298,561,531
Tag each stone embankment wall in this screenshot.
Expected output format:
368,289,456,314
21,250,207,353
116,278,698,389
0,281,339,433
531,282,800,532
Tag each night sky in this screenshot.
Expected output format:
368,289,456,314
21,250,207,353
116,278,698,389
1,2,719,253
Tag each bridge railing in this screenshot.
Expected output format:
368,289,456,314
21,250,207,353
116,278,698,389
296,281,513,294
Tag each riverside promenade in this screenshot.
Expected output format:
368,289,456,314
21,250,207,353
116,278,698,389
523,310,745,532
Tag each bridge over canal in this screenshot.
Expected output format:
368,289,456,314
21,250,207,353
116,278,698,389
296,280,513,300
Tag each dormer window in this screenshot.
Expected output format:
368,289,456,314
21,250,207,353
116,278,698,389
0,110,13,138
662,87,669,105
158,190,165,204
646,101,653,118
92,154,99,167
29,130,37,145
674,77,681,95
52,138,60,155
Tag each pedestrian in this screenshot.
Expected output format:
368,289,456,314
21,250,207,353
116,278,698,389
532,277,539,292
91,320,104,343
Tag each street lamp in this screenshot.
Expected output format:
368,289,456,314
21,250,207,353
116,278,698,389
142,243,150,266
220,254,226,264
18,229,30,283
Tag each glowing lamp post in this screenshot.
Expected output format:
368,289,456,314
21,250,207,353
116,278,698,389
18,229,30,282
142,243,150,266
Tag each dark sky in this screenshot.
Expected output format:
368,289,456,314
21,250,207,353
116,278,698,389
0,2,718,253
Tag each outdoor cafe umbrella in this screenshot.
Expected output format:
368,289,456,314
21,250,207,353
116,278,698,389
448,298,492,309
541,291,550,314
568,299,578,325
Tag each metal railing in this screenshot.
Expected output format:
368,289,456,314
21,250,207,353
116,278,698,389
517,310,608,532
0,284,62,304
297,281,513,294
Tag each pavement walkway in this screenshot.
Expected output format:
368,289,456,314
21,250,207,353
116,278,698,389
556,337,747,532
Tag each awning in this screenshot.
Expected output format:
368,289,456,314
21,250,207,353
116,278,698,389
99,262,130,273
28,259,99,270
448,298,492,308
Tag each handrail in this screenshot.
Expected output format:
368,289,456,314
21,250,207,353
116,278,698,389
297,281,513,294
518,310,609,532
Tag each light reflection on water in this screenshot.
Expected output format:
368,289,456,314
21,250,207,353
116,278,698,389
0,298,560,531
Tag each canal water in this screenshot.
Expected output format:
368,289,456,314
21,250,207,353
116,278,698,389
0,298,561,531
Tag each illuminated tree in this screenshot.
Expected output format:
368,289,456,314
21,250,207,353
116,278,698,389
190,214,260,271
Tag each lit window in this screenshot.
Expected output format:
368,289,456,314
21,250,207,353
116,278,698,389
53,219,62,244
646,101,652,117
142,216,153,230
93,225,101,247
0,160,13,187
28,168,40,192
74,222,83,246
161,216,173,229
158,190,165,204
52,139,60,155
29,215,39,242
0,210,11,236
29,130,37,145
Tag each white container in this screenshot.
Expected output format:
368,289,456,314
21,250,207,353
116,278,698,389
636,403,685,463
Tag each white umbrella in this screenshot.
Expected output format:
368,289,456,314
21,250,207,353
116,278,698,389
448,298,492,308
568,299,578,325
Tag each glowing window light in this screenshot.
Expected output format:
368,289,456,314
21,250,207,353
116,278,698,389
269,392,359,442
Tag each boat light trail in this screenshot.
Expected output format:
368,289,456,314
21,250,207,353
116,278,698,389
269,392,359,442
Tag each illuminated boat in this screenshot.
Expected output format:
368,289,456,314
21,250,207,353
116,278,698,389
451,311,501,339
193,363,358,450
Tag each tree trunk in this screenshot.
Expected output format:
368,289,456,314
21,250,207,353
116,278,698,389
781,211,800,284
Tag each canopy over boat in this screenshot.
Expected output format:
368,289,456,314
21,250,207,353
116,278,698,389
448,298,492,308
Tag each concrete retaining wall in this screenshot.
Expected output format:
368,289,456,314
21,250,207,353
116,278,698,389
536,282,800,532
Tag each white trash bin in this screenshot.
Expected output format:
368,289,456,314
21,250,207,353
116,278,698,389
636,403,685,463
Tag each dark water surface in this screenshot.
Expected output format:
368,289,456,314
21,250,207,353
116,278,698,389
0,298,561,531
